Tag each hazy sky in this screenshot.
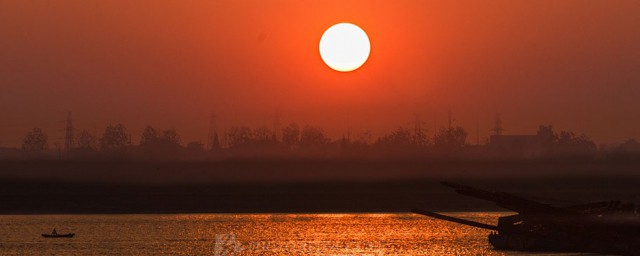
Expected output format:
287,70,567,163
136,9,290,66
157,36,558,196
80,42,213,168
1,0,639,146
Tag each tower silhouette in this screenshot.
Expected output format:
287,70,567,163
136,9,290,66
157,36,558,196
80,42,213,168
64,112,74,153
412,114,426,145
476,122,480,145
207,113,220,150
492,114,504,136
273,111,281,142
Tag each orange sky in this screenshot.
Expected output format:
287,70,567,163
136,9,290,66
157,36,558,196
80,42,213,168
1,0,639,146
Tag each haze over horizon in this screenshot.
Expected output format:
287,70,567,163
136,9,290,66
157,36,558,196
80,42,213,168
1,1,639,147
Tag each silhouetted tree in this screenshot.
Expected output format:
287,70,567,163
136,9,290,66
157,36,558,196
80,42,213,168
537,125,555,147
434,126,468,149
140,126,159,146
357,130,373,145
137,126,182,159
76,130,98,152
161,128,181,146
555,130,596,155
375,127,413,147
22,128,48,155
186,141,204,152
340,132,372,155
299,125,330,148
226,126,253,148
100,124,130,155
252,126,277,147
613,139,640,156
533,125,596,156
282,123,300,148
412,127,429,147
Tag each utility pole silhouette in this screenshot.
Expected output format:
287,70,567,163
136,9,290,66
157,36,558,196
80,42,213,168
412,114,426,145
64,112,74,154
492,114,504,136
433,119,437,142
476,122,480,145
447,110,454,129
273,111,281,142
207,113,220,150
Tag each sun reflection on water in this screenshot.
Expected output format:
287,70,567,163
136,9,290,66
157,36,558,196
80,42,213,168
0,212,551,255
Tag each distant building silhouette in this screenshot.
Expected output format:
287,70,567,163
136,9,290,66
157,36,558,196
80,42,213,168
490,125,555,157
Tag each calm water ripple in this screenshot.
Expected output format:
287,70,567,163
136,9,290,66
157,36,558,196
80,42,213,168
0,213,595,255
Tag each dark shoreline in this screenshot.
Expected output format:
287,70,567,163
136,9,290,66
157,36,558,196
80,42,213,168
1,176,639,214
1,158,639,214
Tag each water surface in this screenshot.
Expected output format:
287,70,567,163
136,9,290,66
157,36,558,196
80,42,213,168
0,213,593,255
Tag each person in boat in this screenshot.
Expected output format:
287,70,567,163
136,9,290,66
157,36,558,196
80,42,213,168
52,228,57,235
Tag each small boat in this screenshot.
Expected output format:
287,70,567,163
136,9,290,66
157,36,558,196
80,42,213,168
42,228,74,238
42,233,75,238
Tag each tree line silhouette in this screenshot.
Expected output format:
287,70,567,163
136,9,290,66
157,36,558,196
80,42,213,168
10,121,640,161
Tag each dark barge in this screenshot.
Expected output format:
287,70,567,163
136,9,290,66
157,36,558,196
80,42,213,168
412,182,640,255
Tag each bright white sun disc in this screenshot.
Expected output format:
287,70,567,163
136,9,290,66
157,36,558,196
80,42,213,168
319,23,370,72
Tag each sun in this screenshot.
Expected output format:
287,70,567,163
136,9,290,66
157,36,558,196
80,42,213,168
319,23,370,72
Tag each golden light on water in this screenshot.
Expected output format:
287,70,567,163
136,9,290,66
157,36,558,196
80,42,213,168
2,213,511,254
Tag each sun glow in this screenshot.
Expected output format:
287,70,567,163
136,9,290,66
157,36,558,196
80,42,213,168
319,23,370,72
